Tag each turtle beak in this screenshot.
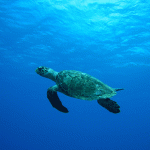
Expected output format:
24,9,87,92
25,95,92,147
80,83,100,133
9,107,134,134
35,67,41,74
35,66,45,75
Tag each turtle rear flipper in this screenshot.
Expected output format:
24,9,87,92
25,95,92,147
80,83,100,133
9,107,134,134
97,98,120,114
47,88,69,113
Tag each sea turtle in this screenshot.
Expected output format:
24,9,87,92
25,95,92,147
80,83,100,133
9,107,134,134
35,66,124,114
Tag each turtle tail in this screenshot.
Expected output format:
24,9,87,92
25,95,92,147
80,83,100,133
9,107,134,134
115,88,124,91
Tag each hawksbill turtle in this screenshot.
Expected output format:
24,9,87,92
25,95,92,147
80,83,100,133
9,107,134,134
35,66,124,114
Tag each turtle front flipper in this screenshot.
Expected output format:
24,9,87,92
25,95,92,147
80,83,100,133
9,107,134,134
47,86,69,113
97,98,120,114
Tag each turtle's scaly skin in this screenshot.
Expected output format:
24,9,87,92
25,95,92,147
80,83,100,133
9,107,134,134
56,70,117,100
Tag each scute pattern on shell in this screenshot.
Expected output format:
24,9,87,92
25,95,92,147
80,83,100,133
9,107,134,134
56,70,116,100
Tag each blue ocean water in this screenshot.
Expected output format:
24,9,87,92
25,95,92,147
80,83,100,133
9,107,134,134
0,0,150,149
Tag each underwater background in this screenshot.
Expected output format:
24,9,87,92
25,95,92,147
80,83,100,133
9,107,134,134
0,0,150,150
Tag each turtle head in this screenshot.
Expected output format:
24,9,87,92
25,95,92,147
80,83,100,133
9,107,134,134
35,66,58,81
35,66,49,76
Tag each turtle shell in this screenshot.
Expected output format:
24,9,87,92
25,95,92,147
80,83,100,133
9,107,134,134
56,70,116,100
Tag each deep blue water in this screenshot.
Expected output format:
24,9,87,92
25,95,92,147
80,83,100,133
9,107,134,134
0,0,150,150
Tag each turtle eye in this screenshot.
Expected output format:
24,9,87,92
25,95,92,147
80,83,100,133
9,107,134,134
38,67,42,71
